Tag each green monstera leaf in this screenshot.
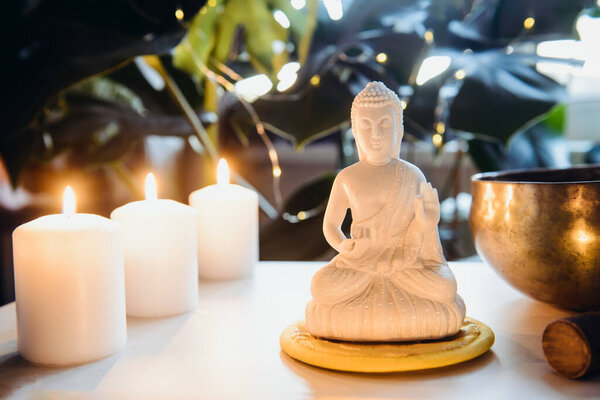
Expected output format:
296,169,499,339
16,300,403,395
233,0,288,75
447,52,566,142
69,77,146,116
467,103,569,172
28,75,198,168
173,0,313,83
220,69,355,149
447,0,595,49
267,0,310,58
172,1,225,84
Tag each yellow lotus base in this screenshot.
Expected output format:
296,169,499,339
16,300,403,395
280,317,494,373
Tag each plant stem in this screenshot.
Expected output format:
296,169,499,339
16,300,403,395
203,79,219,185
298,0,318,65
143,55,218,161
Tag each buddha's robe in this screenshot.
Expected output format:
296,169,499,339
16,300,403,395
306,161,466,341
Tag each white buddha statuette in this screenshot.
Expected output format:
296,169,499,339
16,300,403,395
306,82,466,342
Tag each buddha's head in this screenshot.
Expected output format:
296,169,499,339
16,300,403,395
351,82,404,165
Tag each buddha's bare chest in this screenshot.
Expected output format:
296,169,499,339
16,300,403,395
345,165,398,220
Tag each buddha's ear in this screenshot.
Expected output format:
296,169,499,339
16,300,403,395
391,108,403,159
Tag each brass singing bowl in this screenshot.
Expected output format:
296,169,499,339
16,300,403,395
470,166,600,311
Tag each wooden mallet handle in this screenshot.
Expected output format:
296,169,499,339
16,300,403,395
542,312,600,379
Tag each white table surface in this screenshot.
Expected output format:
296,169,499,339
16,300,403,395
0,261,599,399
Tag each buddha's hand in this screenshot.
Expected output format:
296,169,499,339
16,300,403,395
340,238,369,258
415,181,440,230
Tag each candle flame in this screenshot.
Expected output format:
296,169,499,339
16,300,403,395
217,158,229,185
145,172,158,200
63,186,76,215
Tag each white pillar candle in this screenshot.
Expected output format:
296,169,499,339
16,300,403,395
12,186,126,366
189,159,259,280
111,173,198,318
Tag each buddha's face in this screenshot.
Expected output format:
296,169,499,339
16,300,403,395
354,105,398,165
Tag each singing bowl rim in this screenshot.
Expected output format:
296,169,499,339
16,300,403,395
471,165,600,185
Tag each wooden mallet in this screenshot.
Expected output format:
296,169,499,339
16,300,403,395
542,312,600,379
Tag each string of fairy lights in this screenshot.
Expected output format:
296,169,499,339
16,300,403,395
169,2,541,223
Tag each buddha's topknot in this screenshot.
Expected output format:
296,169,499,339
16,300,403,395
352,81,399,108
351,81,403,125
